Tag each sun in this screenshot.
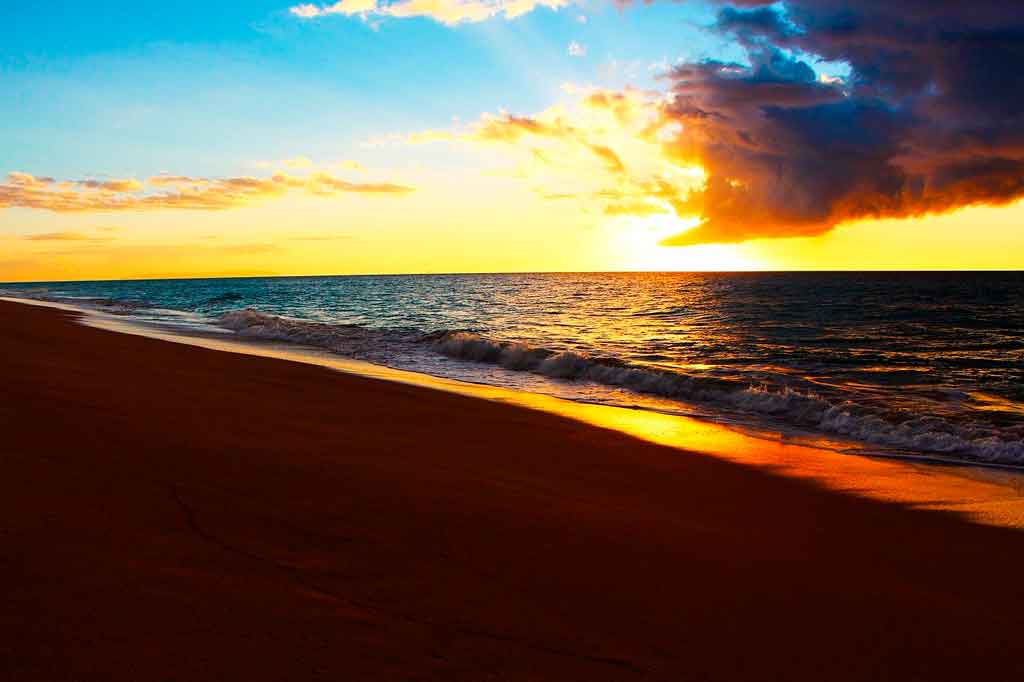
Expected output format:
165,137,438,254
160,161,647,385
604,214,762,272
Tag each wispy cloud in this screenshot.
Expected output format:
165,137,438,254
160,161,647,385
396,87,701,219
567,41,586,57
0,170,413,213
289,0,572,26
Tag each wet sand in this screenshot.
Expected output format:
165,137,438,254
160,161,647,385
2,299,1023,680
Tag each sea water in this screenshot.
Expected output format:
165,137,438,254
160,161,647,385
4,272,1023,465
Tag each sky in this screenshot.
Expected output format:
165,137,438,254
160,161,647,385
1,0,1022,281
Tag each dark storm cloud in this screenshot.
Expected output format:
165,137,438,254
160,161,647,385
652,0,1024,245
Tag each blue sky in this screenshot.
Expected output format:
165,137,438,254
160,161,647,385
3,1,734,180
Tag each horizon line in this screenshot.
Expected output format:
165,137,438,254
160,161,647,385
3,268,1024,285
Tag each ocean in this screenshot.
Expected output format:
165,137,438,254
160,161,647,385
4,272,1023,466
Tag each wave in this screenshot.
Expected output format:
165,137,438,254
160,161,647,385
212,313,1024,465
197,292,244,307
7,288,245,313
80,304,1024,466
217,308,423,362
2,290,153,315
426,331,1024,465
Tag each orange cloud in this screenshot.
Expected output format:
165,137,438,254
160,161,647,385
146,175,212,187
603,201,670,216
301,172,414,195
79,179,144,192
586,144,626,175
0,171,413,213
473,113,576,143
619,1,1024,246
6,171,56,187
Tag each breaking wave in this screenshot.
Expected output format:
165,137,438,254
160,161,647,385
217,308,423,363
212,311,1024,466
427,332,1024,464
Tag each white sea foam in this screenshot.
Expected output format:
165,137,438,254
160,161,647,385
427,330,1024,464
208,315,1024,464
3,290,153,315
218,313,1024,465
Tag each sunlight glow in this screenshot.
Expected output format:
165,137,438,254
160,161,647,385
605,214,761,271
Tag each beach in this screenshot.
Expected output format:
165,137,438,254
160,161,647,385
3,298,1024,681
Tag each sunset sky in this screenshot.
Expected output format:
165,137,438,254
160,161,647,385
3,0,1022,281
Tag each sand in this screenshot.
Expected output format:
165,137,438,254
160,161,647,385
2,298,1023,680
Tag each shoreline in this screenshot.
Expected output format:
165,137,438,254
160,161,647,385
8,274,1024,471
4,299,1024,680
5,287,1022,472
8,295,1024,528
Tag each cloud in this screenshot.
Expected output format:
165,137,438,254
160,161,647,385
567,41,586,57
6,171,56,187
401,87,701,219
79,179,144,192
301,173,415,194
603,200,670,217
0,171,413,213
473,113,576,142
586,143,626,175
146,175,212,187
635,0,1024,245
289,0,572,26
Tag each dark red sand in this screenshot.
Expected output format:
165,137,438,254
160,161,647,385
2,299,1023,680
